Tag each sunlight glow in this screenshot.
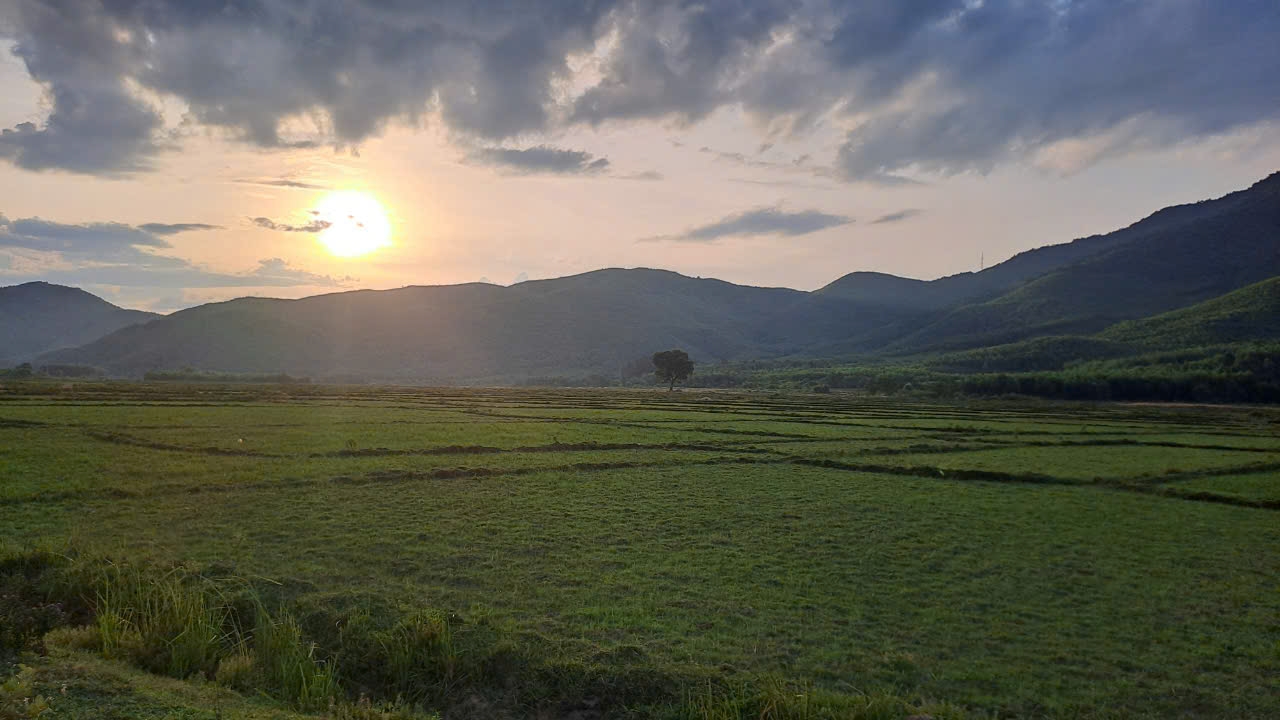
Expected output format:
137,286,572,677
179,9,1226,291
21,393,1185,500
314,191,392,258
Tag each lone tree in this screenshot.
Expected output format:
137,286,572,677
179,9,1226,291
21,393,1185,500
652,349,694,391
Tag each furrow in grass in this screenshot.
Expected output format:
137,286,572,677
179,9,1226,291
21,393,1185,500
313,440,781,458
787,456,1080,485
0,457,787,507
1122,461,1280,485
1143,487,1280,511
962,435,1280,450
83,429,288,457
0,417,48,428
791,456,1280,511
80,429,787,460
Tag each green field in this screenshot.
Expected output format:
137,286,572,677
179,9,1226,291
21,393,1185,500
2,383,1278,719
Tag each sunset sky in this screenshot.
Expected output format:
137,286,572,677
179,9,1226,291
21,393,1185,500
2,0,1278,312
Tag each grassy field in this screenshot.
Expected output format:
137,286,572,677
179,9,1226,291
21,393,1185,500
2,382,1278,719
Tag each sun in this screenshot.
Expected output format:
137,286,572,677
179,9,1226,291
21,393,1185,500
313,191,392,258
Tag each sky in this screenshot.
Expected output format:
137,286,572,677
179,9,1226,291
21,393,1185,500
1,0,1278,312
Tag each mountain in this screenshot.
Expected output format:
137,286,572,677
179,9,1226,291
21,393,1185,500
815,181,1242,311
39,269,886,380
0,282,159,365
881,172,1280,353
30,172,1280,381
1098,276,1280,348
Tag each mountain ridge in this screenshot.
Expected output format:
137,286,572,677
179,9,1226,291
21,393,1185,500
0,282,159,365
11,171,1280,380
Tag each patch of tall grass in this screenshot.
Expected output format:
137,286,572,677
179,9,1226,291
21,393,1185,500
252,612,339,711
2,547,975,719
93,563,237,678
2,549,338,710
377,610,459,702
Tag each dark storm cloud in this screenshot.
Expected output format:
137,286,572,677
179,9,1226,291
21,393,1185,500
251,217,332,233
645,207,852,243
569,0,794,126
1,0,1277,177
0,214,343,287
464,146,610,175
0,0,165,173
870,209,923,225
822,0,1280,179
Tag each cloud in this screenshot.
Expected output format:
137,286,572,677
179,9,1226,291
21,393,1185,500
464,146,610,175
237,179,332,191
252,217,332,233
1,215,170,257
137,223,222,236
0,1,165,174
615,170,664,181
729,178,836,190
818,1,1280,180
0,0,1276,177
0,214,343,288
870,209,923,225
251,258,352,286
646,207,853,243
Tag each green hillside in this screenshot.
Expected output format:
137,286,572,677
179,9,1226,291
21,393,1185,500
1100,276,1280,347
886,172,1280,353
926,335,1136,373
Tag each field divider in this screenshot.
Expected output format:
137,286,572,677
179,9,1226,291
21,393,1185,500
0,456,791,508
787,456,1081,485
78,428,794,459
82,429,288,457
792,455,1280,511
958,437,1280,453
311,440,782,458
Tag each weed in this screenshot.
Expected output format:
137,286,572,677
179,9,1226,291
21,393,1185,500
0,666,52,720
252,611,339,710
214,651,255,691
42,626,100,653
377,610,458,702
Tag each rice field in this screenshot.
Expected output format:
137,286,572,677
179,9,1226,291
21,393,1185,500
1,383,1277,719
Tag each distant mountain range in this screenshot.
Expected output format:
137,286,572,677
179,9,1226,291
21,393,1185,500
0,283,158,366
5,172,1279,382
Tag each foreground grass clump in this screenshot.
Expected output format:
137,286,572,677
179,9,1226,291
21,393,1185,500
0,665,52,720
0,549,957,719
1,551,343,712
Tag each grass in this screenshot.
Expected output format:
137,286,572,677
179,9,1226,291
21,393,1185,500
1165,472,1280,504
1,383,1278,718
